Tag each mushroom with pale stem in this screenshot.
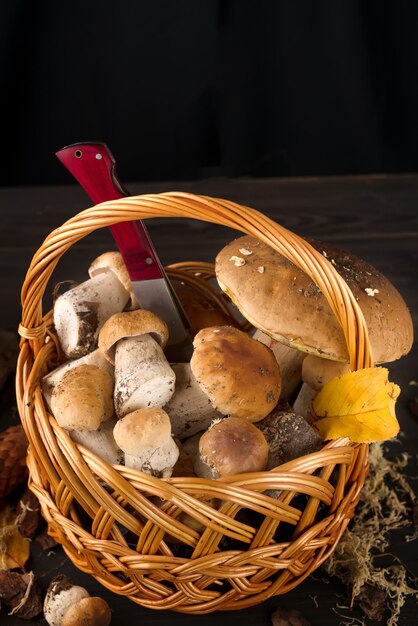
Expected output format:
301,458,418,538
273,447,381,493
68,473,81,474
44,575,111,626
113,407,179,477
89,250,139,310
190,325,281,423
50,364,121,465
41,348,113,411
99,309,175,417
216,236,413,417
196,417,269,479
53,269,131,359
163,362,223,439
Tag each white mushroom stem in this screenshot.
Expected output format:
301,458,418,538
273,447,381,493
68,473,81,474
42,349,113,411
253,329,305,400
292,355,351,418
53,272,130,358
164,363,222,439
44,577,90,626
114,334,176,417
113,408,179,478
70,417,122,466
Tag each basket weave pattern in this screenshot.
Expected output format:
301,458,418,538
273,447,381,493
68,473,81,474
17,193,369,613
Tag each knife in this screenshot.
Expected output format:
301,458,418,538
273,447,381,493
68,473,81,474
56,142,193,362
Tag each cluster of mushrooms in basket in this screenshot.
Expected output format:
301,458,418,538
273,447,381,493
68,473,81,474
42,235,413,483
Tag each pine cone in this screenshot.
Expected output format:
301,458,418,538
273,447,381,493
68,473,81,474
0,424,28,497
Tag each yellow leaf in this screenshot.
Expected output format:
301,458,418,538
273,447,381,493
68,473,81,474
0,503,30,570
312,367,400,443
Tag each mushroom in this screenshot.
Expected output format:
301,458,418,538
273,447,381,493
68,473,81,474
53,270,130,359
293,355,350,418
190,325,281,423
99,309,175,417
216,236,413,416
196,417,269,479
215,236,413,364
44,575,111,626
42,348,113,411
50,364,120,464
113,407,179,477
163,362,223,438
255,402,323,469
252,329,305,400
89,250,138,310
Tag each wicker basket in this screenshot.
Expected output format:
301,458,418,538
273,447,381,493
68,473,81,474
16,193,369,614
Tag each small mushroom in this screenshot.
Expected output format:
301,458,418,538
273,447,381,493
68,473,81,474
164,363,222,438
99,309,175,417
89,250,138,310
190,326,281,422
42,348,113,411
113,407,179,477
44,575,111,626
53,271,130,359
293,355,350,418
50,365,120,464
197,417,269,479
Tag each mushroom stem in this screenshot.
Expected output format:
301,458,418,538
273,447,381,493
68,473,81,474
252,329,305,400
124,437,179,477
293,355,350,418
164,363,222,439
114,334,176,417
69,417,122,466
53,272,130,358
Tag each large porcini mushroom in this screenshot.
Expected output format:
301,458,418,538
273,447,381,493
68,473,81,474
216,236,413,416
89,250,138,310
197,417,269,479
190,325,281,422
113,407,179,477
99,309,175,417
53,271,130,359
215,236,413,363
50,364,121,464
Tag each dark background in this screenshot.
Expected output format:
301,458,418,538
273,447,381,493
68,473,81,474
2,0,418,186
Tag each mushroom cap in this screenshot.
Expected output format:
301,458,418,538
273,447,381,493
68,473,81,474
62,597,111,626
89,251,138,309
98,309,169,364
215,235,413,364
190,326,281,422
199,417,269,478
50,364,114,431
113,407,172,455
44,576,90,626
171,279,238,334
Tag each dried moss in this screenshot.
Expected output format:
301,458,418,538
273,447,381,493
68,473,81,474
324,442,418,625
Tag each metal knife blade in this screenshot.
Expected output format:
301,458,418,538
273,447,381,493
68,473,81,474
56,142,193,362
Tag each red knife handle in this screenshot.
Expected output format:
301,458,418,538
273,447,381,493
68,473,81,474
55,142,163,281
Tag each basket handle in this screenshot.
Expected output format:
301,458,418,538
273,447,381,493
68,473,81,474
19,193,372,371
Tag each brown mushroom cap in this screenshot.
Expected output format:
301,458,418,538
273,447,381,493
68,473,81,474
89,251,138,308
98,309,169,363
199,417,269,478
62,596,111,626
216,236,413,363
50,364,114,431
113,407,172,455
190,326,281,422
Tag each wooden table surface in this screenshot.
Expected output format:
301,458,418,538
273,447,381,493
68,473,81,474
0,175,417,625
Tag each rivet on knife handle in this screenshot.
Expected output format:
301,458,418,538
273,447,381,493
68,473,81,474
56,141,193,362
